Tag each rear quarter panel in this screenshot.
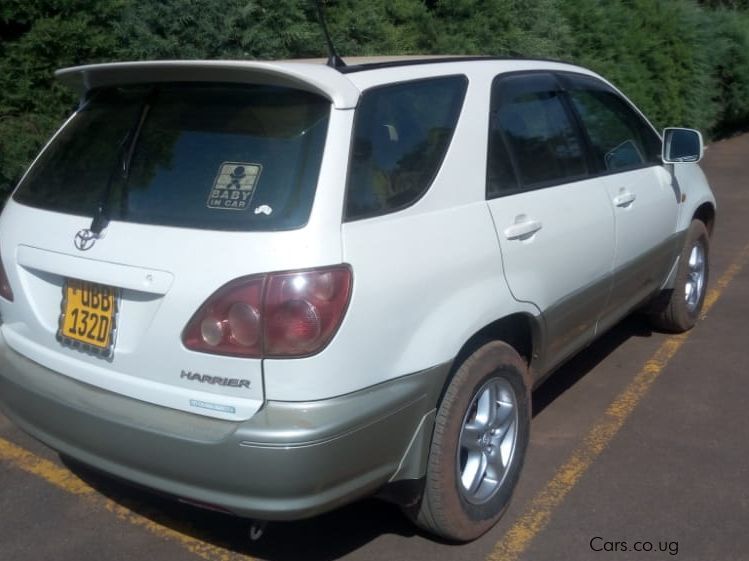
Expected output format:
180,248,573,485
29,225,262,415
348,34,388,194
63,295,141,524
263,202,538,401
263,69,539,401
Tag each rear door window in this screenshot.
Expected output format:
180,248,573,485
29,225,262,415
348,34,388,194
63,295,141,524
488,73,588,196
14,84,330,231
345,76,467,221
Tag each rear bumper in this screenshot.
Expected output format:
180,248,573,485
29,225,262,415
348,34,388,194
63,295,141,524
0,334,449,520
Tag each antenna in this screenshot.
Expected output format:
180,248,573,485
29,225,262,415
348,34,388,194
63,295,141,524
315,0,346,69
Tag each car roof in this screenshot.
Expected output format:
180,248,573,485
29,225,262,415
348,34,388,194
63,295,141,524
56,56,596,110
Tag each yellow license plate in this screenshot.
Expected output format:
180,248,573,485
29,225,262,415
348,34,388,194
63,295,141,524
59,279,118,354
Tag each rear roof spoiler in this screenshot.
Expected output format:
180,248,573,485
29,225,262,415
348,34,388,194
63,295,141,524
55,60,361,109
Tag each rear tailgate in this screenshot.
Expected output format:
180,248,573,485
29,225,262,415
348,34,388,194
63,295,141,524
0,64,353,420
0,205,330,421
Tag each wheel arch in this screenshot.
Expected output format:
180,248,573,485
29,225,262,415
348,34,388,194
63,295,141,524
693,202,716,237
441,312,541,407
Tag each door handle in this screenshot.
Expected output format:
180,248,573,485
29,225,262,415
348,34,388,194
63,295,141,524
504,219,543,240
613,191,636,208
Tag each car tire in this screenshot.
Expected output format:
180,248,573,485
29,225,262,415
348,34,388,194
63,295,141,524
649,219,710,333
406,341,530,542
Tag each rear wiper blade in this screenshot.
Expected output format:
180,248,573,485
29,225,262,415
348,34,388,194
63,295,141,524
90,88,155,235
121,102,152,180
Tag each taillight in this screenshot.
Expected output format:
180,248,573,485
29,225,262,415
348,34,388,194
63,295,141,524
183,276,264,357
0,254,13,302
182,265,352,358
264,268,351,356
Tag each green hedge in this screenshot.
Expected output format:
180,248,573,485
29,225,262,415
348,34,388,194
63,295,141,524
1,0,748,194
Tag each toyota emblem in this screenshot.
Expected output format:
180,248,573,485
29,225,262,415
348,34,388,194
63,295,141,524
74,229,98,251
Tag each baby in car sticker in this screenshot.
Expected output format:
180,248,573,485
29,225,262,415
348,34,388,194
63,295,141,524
207,162,262,210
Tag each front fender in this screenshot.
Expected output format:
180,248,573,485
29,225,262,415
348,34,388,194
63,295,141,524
674,162,716,233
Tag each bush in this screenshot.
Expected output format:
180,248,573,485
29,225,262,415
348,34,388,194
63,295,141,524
704,8,749,136
427,0,572,57
0,0,123,192
560,0,719,131
113,0,320,60
1,0,748,196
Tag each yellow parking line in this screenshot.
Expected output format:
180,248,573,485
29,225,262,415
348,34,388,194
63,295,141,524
488,240,749,561
0,438,253,561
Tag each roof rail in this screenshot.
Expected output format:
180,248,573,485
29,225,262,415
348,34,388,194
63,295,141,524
337,55,575,74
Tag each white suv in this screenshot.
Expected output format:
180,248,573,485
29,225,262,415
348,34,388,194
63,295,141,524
0,57,715,541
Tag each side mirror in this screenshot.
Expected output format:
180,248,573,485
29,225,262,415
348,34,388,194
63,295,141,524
662,127,703,163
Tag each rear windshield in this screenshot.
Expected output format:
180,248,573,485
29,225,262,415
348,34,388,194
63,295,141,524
14,83,330,231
